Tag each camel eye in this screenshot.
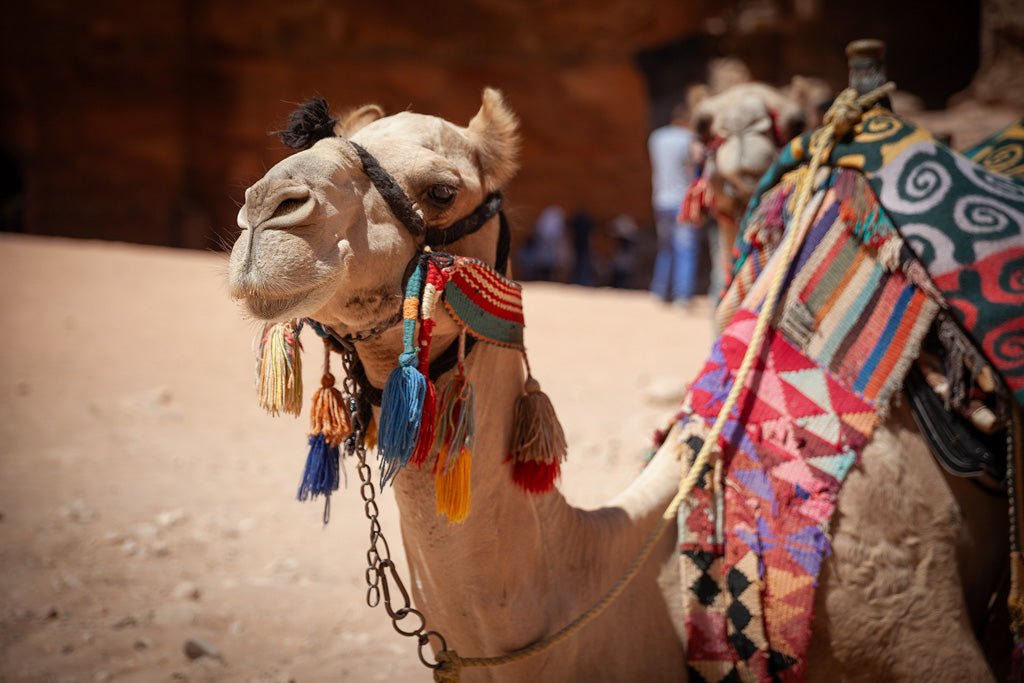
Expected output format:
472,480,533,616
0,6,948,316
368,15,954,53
426,184,457,206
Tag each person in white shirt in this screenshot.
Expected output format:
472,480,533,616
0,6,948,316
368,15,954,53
648,103,699,304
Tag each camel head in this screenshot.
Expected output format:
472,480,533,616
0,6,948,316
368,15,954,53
694,83,806,224
227,89,520,339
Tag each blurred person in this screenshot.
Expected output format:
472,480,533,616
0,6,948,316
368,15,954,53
569,209,596,286
515,231,541,280
526,205,572,282
608,213,639,289
680,134,727,302
648,103,700,304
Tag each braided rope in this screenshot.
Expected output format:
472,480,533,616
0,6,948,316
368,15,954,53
431,82,896,681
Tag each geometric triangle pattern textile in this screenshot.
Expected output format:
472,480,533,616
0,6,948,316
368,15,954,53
675,163,939,682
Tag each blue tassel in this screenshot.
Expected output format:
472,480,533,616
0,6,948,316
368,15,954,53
297,433,340,501
378,360,426,486
376,254,430,487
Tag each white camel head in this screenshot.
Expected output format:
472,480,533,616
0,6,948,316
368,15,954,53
227,89,520,338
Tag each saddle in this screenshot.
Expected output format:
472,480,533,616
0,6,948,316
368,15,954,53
672,108,1024,679
903,117,1024,493
905,313,1014,489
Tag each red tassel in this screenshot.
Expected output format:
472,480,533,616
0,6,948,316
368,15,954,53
510,458,561,494
410,300,439,467
409,261,450,468
410,379,436,467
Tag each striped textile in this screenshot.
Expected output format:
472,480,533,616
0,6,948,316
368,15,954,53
443,257,525,348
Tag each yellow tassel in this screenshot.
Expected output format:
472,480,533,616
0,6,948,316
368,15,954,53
435,446,472,523
309,372,350,446
256,321,303,416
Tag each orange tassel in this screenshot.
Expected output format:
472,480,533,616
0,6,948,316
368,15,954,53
309,371,350,446
364,411,378,451
435,445,472,523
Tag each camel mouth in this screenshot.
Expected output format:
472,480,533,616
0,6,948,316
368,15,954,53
336,309,404,343
241,287,323,321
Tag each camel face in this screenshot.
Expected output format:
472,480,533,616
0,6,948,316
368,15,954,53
227,90,520,338
695,83,805,220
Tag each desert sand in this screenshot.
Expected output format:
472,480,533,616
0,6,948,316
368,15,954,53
0,234,714,682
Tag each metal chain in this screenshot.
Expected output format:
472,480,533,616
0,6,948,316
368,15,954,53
338,347,450,672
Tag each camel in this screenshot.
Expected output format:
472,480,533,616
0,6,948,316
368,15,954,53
227,89,1007,681
688,82,811,278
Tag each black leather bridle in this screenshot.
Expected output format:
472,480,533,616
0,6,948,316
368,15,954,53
348,141,511,274
309,138,513,403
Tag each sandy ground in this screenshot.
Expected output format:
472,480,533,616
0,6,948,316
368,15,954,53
0,234,713,683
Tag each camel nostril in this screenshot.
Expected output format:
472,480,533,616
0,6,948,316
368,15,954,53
271,197,308,220
246,183,313,230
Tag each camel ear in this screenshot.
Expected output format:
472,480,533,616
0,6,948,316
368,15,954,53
335,104,385,137
467,88,520,191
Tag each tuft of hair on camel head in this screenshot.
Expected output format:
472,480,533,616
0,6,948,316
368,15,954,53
276,98,338,150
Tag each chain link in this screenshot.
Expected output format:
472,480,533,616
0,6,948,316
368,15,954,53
339,347,449,672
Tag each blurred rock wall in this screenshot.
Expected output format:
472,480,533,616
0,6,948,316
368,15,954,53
0,1,989,252
0,1,716,250
965,0,1024,106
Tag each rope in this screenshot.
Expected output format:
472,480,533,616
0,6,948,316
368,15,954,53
432,83,896,682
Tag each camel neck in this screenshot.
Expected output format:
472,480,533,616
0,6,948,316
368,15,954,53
363,338,685,677
382,342,589,657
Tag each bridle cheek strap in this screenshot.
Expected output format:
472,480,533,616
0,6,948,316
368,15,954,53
349,141,426,237
424,192,501,247
349,140,510,274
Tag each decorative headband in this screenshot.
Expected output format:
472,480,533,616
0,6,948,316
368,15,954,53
254,251,566,523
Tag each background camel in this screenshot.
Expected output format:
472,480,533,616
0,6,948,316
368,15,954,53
687,80,820,280
227,90,1005,680
688,75,929,278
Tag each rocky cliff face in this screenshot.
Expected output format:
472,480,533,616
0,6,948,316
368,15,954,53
0,1,990,252
965,0,1024,106
0,1,715,250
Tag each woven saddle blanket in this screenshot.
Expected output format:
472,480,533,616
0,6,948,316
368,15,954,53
670,109,1024,682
